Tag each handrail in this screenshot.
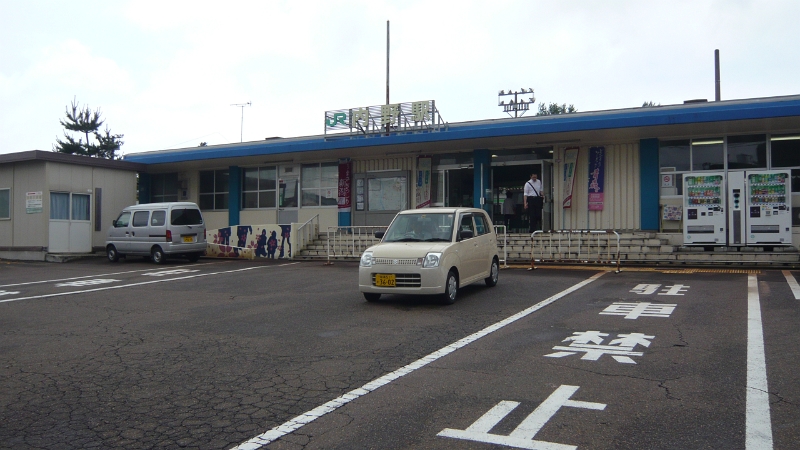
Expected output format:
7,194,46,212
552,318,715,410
530,229,621,273
493,224,509,268
291,215,319,260
325,225,388,265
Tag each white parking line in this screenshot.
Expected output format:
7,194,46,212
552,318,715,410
0,262,225,288
0,262,298,304
746,274,773,449
781,270,800,300
230,271,607,450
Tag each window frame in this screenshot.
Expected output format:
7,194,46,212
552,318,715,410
199,169,229,211
0,188,9,220
301,162,339,207
242,166,277,209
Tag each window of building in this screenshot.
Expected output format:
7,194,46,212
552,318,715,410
301,162,338,206
242,166,277,208
659,140,690,173
727,134,766,169
771,135,800,168
0,188,9,219
71,194,90,221
199,169,229,210
691,138,724,171
151,173,179,203
50,192,70,220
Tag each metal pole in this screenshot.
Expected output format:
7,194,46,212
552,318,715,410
386,20,390,134
715,49,721,101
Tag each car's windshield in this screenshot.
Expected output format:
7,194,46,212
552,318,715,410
383,213,455,242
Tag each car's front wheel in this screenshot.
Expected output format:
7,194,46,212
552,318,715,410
485,258,499,287
441,269,458,304
364,293,381,302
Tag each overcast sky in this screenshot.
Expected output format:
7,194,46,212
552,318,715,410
1,0,798,156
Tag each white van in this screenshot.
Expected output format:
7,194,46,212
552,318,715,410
106,202,207,264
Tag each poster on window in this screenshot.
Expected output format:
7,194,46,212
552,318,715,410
588,146,605,211
415,156,432,208
562,148,579,208
337,160,352,212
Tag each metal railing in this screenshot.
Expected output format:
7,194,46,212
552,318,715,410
530,230,621,272
494,224,509,268
325,226,388,265
291,215,319,260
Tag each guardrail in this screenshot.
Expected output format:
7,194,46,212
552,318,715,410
292,215,319,260
494,224,509,268
530,230,621,272
325,226,388,265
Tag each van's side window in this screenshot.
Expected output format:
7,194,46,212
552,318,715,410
132,211,150,227
115,212,131,228
151,210,166,227
171,208,203,226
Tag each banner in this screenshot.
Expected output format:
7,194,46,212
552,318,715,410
415,156,432,208
562,148,579,208
588,146,605,211
337,160,352,212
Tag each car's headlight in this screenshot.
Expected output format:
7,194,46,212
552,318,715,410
423,252,442,268
360,251,374,267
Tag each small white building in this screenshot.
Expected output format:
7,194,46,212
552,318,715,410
0,151,145,261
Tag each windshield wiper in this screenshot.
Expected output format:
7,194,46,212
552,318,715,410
423,238,451,242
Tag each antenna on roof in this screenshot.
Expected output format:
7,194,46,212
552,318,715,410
231,101,252,143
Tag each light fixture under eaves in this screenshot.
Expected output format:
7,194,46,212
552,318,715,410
771,135,800,141
264,159,294,164
692,139,723,145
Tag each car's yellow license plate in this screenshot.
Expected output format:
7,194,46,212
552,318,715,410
375,274,396,287
182,236,194,243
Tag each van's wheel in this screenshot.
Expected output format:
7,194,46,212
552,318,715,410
485,258,499,287
187,253,201,263
151,246,166,264
441,270,458,304
364,293,381,302
106,245,119,263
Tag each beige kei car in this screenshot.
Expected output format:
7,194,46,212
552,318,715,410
358,208,500,304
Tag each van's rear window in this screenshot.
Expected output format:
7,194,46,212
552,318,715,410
171,208,203,225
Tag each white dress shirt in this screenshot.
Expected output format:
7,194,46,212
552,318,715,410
524,179,543,197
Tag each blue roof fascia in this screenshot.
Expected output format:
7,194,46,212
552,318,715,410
126,97,800,165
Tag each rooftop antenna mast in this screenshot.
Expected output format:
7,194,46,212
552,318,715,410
231,101,252,142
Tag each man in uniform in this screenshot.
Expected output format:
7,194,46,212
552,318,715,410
524,172,544,233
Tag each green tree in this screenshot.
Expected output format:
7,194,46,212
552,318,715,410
536,102,577,116
53,99,124,159
642,101,661,107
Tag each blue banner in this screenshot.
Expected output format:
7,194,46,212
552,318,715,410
588,146,605,211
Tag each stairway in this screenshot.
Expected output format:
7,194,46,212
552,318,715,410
296,231,800,267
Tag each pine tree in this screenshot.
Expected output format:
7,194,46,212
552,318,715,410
536,102,577,116
53,99,124,159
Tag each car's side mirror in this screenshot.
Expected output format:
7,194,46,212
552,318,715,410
459,230,473,240
112,219,117,227
375,231,385,239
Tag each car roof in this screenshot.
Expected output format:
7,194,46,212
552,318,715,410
397,207,485,215
124,202,200,210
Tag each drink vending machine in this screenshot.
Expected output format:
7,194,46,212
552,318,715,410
728,170,791,245
683,173,726,245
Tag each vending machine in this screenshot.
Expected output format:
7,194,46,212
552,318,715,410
683,173,726,245
744,170,792,245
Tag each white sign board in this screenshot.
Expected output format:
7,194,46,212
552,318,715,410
26,191,43,214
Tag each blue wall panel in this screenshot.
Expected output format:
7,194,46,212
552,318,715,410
640,139,659,230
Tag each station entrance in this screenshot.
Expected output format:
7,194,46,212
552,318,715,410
430,158,553,232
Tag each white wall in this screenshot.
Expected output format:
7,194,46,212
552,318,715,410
553,143,641,231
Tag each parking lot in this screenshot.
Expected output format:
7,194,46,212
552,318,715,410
1,257,798,449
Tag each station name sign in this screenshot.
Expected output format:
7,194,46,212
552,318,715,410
324,100,445,136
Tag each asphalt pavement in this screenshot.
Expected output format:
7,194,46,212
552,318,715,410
0,257,797,449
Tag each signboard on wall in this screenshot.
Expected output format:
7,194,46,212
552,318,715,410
338,160,352,212
588,146,605,211
324,100,444,136
26,191,43,214
415,156,432,208
562,148,579,208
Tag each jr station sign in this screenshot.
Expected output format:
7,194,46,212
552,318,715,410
324,100,446,136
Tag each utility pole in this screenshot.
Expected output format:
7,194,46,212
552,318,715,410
714,49,721,101
231,101,252,143
386,20,390,134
